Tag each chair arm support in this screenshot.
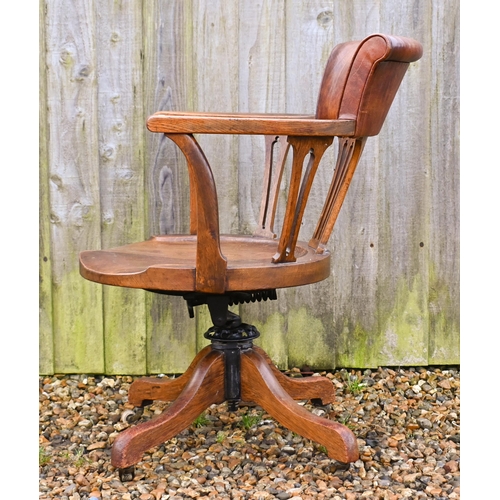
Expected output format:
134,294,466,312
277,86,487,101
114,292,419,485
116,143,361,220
164,133,227,293
147,112,355,137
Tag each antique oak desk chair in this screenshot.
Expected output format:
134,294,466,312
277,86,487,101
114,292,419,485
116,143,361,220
80,33,423,479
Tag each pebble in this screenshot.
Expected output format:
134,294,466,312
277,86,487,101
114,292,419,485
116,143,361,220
39,367,460,499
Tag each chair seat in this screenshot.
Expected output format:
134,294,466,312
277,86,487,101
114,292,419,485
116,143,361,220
79,235,331,293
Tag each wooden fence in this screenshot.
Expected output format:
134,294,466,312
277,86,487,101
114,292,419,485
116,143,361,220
39,0,459,375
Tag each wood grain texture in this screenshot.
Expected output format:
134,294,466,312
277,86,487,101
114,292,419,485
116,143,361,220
237,0,289,367
96,0,147,374
147,112,355,136
40,0,459,374
327,1,442,368
114,343,352,469
281,0,340,370
252,346,336,404
127,346,213,405
80,29,424,369
372,0,433,367
39,0,54,375
241,349,359,462
111,348,226,469
325,0,382,364
44,0,104,373
190,0,242,350
427,0,459,364
79,234,332,295
143,0,197,374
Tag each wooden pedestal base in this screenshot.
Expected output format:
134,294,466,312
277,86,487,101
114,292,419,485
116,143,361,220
111,345,359,470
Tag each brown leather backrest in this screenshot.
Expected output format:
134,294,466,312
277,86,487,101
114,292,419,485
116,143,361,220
315,33,423,137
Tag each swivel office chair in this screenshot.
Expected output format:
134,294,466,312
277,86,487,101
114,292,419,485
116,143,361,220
80,33,423,479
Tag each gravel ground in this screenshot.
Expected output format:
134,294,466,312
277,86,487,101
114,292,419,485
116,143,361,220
39,365,460,499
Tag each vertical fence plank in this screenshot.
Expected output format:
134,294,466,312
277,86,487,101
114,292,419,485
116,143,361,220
318,2,383,369
237,0,289,368
280,0,339,370
39,1,55,375
190,0,241,350
96,0,147,374
369,1,433,367
428,1,460,364
45,0,104,373
143,1,197,374
237,0,286,232
332,2,431,367
191,0,240,232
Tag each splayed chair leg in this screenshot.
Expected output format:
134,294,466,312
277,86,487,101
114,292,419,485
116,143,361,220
111,348,225,470
113,342,357,474
127,346,213,406
252,346,336,404
241,348,359,463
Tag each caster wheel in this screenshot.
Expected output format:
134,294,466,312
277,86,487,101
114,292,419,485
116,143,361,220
121,407,144,424
119,466,135,482
332,460,351,472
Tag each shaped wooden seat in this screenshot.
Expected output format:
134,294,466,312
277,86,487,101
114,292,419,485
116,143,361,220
80,234,332,292
80,33,423,479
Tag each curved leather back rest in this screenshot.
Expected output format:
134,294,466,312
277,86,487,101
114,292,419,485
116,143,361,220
316,33,423,136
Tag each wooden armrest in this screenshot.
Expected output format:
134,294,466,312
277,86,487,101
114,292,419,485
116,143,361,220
147,111,356,136
163,133,227,293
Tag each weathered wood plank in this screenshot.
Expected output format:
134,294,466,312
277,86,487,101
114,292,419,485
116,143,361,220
143,1,197,374
39,0,460,374
237,0,288,368
281,0,339,370
369,0,433,367
320,2,382,369
39,0,55,375
96,0,147,374
190,0,240,233
320,1,437,368
45,0,104,373
190,0,241,350
428,0,460,364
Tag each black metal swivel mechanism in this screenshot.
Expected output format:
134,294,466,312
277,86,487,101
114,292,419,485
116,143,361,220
183,290,277,411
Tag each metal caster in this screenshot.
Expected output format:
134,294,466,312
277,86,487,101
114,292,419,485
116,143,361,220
118,465,135,482
121,407,144,424
332,460,351,472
